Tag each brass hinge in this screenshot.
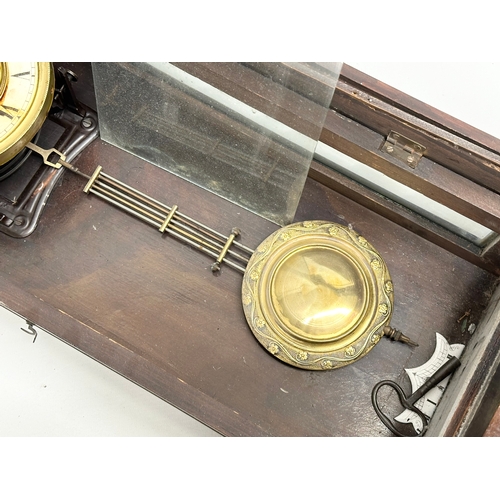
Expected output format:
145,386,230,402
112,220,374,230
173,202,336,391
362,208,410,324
382,131,426,168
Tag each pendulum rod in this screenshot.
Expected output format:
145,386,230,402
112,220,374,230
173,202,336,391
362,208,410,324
84,166,253,273
26,144,255,273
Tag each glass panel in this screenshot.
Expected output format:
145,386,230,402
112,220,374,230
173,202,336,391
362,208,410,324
315,142,498,247
92,62,341,226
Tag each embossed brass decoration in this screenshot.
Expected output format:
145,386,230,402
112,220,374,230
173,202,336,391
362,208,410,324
242,221,393,370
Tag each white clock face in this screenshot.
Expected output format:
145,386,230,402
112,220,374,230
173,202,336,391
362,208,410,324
0,62,54,164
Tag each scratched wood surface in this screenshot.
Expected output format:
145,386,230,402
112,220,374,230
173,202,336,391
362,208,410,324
1,133,497,436
1,63,499,436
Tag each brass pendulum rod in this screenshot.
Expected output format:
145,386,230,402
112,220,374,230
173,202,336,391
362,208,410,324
26,144,254,273
84,166,254,272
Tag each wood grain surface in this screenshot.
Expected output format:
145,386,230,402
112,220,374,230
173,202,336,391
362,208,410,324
1,63,498,436
1,134,497,436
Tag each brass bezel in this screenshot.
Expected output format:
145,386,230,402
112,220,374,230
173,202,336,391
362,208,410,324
0,62,55,165
242,221,394,370
0,63,8,100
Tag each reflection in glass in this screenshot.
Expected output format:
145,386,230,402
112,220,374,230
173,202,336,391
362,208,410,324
92,62,341,226
315,142,498,247
271,246,367,342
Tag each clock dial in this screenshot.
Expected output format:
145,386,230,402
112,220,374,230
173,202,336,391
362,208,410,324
0,62,54,165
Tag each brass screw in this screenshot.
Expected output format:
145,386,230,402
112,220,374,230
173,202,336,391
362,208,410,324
457,309,471,323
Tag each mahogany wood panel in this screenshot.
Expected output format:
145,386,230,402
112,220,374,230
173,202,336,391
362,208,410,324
2,62,499,436
340,65,500,154
335,65,500,194
320,109,500,235
1,136,497,436
171,63,500,195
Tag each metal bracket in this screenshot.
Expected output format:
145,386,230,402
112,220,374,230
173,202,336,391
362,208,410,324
0,65,99,238
382,131,426,168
